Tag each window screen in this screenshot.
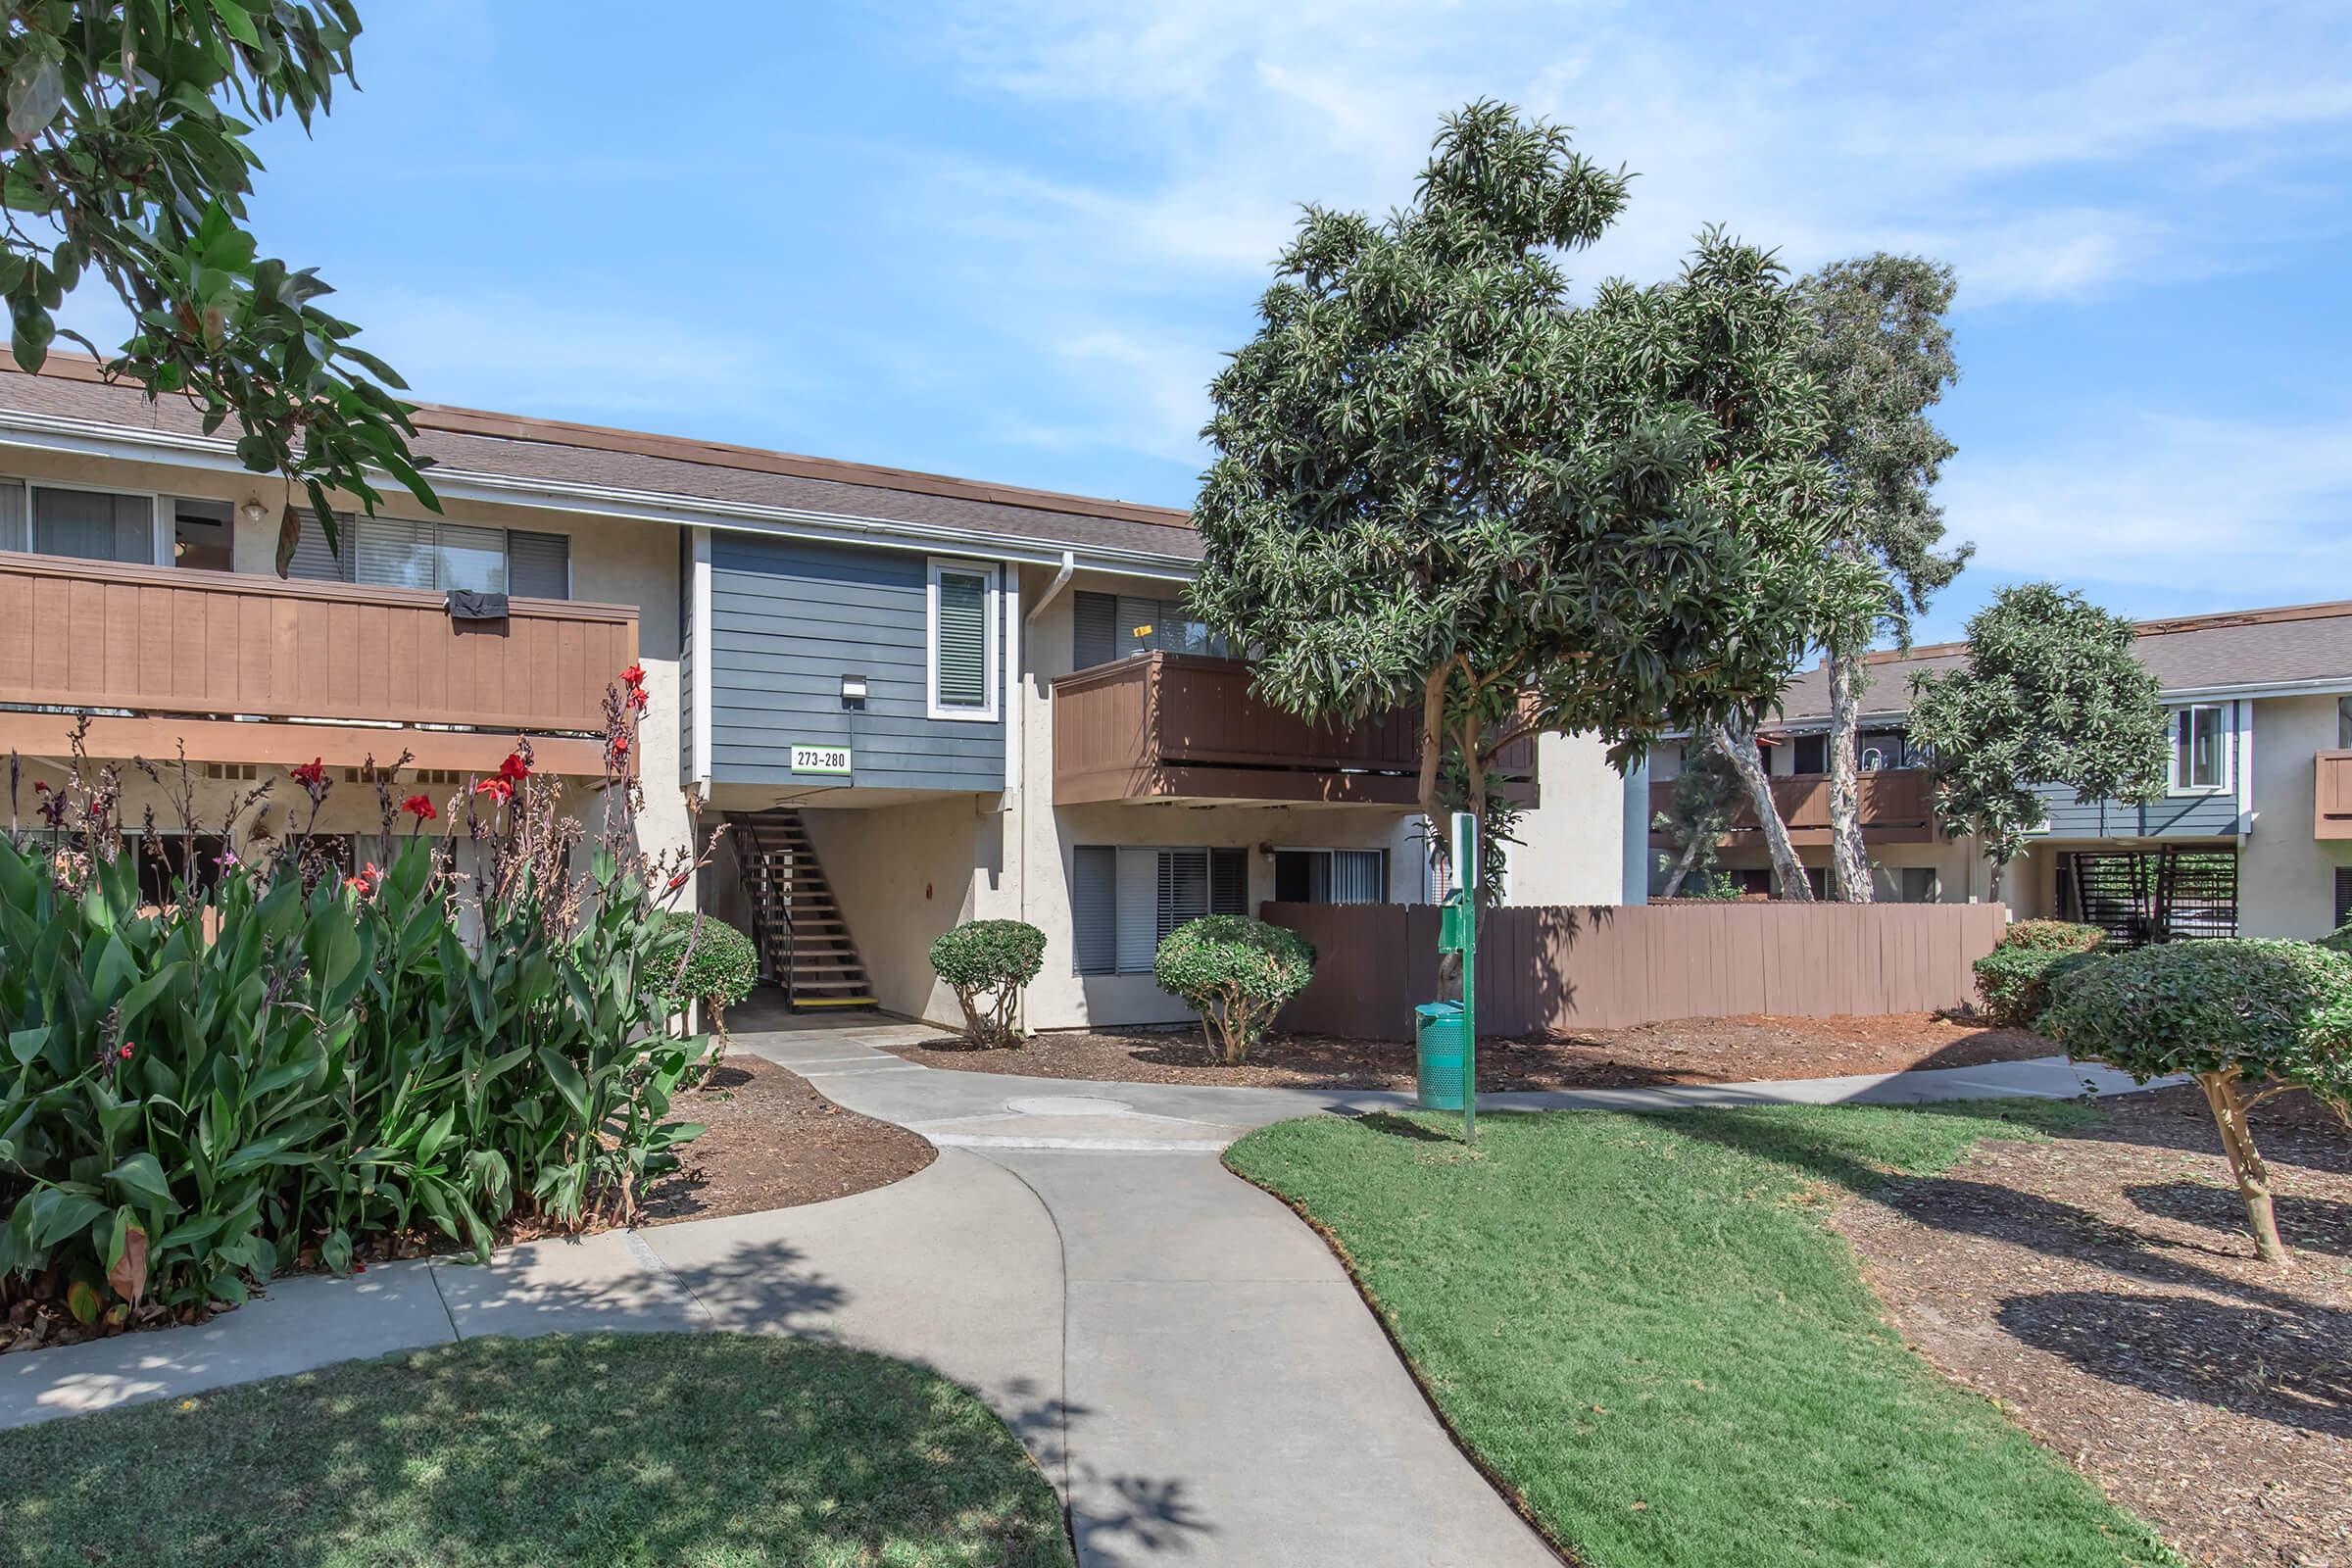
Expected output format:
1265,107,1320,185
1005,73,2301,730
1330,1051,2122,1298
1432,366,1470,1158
508,530,570,599
1071,846,1117,975
1073,591,1118,669
1790,734,1828,774
284,511,358,582
932,565,992,712
2173,706,2226,790
0,478,24,552
2336,866,2352,931
357,515,438,590
31,487,153,564
436,522,508,594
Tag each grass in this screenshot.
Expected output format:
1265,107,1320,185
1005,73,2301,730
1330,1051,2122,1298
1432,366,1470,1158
0,1332,1072,1568
1226,1099,2180,1568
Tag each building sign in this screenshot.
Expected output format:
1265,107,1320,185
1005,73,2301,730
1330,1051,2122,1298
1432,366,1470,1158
791,744,853,776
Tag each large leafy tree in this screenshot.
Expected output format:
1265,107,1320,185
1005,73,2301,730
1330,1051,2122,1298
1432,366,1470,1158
1906,583,2168,868
1798,254,1968,902
1,1,432,570
1652,743,1744,898
1194,103,1849,880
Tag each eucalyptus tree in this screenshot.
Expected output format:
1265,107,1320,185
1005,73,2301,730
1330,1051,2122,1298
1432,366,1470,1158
1193,103,1854,882
1907,583,2169,869
1,1,432,570
1798,254,1968,901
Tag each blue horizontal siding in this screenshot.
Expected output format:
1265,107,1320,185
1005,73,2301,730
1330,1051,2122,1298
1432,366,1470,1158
2034,783,2239,840
705,536,1004,792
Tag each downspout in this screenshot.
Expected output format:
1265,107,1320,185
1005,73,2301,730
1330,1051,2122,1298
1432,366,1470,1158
1015,551,1077,1033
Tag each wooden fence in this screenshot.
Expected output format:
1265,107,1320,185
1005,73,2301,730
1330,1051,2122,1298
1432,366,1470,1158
1262,900,2010,1039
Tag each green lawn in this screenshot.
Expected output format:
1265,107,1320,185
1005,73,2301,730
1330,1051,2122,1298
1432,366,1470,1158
0,1333,1071,1568
1226,1100,2180,1568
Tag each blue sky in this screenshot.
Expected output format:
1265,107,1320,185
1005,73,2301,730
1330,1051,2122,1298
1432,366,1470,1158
67,0,2352,641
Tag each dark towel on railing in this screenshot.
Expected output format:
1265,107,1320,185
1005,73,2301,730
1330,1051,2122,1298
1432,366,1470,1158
446,589,509,621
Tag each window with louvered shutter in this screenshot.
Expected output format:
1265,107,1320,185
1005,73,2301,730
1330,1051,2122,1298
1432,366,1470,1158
1072,846,1117,974
1114,847,1159,973
356,515,438,589
285,512,357,582
1332,849,1385,905
1072,591,1118,669
928,559,998,719
0,479,24,552
1210,848,1248,914
508,530,570,599
1157,849,1210,944
437,522,507,594
31,487,154,564
2336,866,2352,931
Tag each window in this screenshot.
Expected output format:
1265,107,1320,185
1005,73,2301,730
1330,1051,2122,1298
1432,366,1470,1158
2170,704,2229,792
285,514,571,599
1858,729,1910,771
1071,590,1228,668
5,483,162,564
927,558,1000,720
1070,845,1248,974
1789,734,1828,774
2338,695,2352,750
1273,848,1387,905
1898,866,1939,904
2336,866,2352,931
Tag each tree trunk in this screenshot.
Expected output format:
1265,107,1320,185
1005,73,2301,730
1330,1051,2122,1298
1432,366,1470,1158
1659,829,1704,899
1826,647,1873,903
2196,1069,2291,1265
1712,720,1813,901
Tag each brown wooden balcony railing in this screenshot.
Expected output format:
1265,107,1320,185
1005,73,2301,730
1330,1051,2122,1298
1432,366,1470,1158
2316,751,2352,839
1052,652,1539,807
0,551,636,771
1648,767,1936,847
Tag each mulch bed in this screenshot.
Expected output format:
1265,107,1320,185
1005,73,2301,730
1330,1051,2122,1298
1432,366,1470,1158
640,1054,935,1223
1833,1086,2351,1568
887,1010,2058,1091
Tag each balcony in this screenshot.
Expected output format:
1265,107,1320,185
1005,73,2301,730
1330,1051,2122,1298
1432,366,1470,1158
1052,652,1539,808
2317,751,2352,838
0,551,636,775
1647,767,1936,847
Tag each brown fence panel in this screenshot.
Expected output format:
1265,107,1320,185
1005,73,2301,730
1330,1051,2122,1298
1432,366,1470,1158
1264,900,2010,1040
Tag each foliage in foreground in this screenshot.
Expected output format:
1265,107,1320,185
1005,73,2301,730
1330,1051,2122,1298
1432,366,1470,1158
1153,914,1315,1065
0,1332,1073,1568
930,919,1046,1049
1,676,710,1328
2039,939,2352,1263
0,1,437,569
1227,1102,2172,1568
1907,583,2170,867
1973,919,2105,1027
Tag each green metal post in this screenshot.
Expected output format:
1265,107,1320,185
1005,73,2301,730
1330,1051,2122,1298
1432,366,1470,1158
1452,811,1478,1146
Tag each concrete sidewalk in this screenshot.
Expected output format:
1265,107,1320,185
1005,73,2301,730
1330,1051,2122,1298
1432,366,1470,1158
0,1018,2159,1566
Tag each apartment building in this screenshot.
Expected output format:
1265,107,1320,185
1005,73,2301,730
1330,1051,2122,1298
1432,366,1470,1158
1644,601,2352,939
0,357,1623,1029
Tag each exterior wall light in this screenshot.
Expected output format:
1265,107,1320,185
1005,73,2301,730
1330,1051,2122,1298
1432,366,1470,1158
840,674,868,710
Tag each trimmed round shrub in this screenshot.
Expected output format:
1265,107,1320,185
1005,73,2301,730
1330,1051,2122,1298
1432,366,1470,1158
650,912,760,1034
930,919,1046,1048
2317,921,2352,956
2039,939,2352,1263
1972,919,2105,1027
1152,914,1315,1065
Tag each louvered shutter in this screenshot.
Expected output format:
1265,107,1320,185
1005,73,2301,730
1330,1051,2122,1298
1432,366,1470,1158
508,530,570,599
355,516,437,589
934,568,990,710
2336,867,2352,930
0,479,24,552
285,512,357,582
1157,849,1210,945
1071,847,1117,974
1115,848,1159,972
1332,850,1385,905
1210,848,1248,914
1072,591,1118,669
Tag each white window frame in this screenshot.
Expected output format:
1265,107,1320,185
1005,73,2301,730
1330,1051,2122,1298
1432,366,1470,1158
926,556,1001,722
23,479,170,566
2168,703,2231,796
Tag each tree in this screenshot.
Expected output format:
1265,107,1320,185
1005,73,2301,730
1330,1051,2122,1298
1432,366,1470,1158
1906,583,2168,868
1798,255,1969,902
1,1,433,570
1194,104,1850,883
2039,940,2352,1265
1652,744,1743,898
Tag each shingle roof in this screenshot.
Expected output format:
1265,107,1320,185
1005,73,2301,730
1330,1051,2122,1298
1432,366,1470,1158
1771,600,2352,725
0,357,1203,564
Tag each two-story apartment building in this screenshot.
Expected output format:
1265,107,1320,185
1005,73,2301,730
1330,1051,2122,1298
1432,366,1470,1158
0,357,1622,1029
1646,601,2352,939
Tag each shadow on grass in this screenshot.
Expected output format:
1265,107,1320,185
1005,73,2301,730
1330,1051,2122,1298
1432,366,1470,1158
1350,1110,1460,1145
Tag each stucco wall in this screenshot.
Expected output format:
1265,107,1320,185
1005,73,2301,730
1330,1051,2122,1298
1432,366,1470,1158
2241,694,2352,938
1502,730,1624,905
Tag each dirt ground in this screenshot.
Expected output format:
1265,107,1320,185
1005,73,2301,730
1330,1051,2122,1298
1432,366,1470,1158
1834,1086,2350,1568
887,1010,2059,1091
641,1053,935,1223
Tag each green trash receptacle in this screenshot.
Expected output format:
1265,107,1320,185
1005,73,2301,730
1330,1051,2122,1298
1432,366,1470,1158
1416,1002,1467,1111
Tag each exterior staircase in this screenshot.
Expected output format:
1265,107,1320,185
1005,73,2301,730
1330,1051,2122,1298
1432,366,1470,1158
724,809,876,1010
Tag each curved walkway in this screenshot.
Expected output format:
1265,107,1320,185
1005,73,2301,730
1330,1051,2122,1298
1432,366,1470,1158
1,1016,2158,1566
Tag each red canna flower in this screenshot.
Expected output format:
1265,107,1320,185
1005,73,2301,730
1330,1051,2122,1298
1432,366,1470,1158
473,777,514,804
620,663,646,689
290,758,327,789
610,734,630,759
628,686,650,710
401,794,437,821
497,752,530,784
117,1044,133,1060
664,871,689,893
